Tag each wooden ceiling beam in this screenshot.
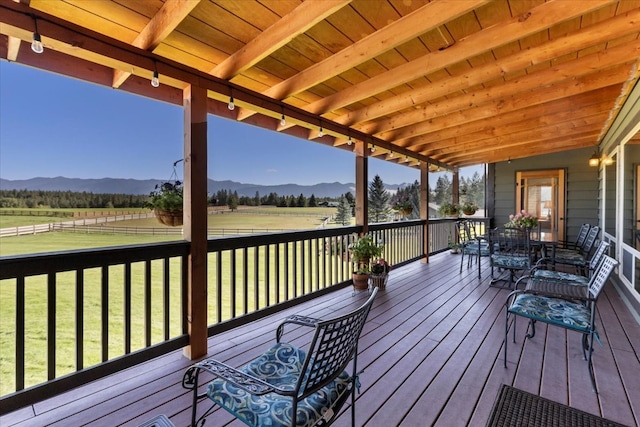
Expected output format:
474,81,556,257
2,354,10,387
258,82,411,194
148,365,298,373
343,6,640,129
303,0,616,115
376,40,640,142
426,115,608,158
398,91,618,148
386,64,632,151
235,0,487,123
446,135,598,166
113,0,201,88
213,0,350,80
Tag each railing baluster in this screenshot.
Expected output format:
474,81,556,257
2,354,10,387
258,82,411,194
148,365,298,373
124,263,131,354
253,247,259,311
144,260,151,347
163,257,170,340
16,277,25,391
47,274,56,380
216,251,222,324
242,247,248,315
265,244,270,307
230,249,236,318
101,266,108,362
275,243,281,304
76,270,84,370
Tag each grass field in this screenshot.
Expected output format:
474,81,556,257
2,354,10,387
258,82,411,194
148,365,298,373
0,206,343,395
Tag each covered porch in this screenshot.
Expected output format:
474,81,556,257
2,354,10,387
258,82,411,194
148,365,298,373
2,253,638,427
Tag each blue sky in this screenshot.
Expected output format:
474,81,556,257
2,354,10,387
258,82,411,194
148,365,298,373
0,61,463,187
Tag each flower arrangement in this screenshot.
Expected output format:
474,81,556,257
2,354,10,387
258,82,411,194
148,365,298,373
390,191,412,211
438,202,460,217
506,210,538,229
461,201,478,215
371,258,392,276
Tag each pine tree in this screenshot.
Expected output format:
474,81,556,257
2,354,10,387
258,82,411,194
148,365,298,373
368,174,392,223
335,196,352,225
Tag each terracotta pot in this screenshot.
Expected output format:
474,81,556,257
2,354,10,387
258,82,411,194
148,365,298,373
352,273,369,291
154,208,183,226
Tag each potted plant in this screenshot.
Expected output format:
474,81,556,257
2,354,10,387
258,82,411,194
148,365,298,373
348,234,384,291
506,210,538,229
145,180,184,226
461,201,478,216
390,191,413,217
370,258,392,289
439,202,460,218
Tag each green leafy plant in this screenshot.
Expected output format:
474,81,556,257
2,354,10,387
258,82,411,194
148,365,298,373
145,180,183,211
348,234,384,263
438,202,460,217
461,201,478,215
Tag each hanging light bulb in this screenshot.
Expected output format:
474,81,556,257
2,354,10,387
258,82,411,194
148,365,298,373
371,145,376,152
280,114,286,126
228,96,235,110
318,126,323,137
151,69,160,87
405,155,409,163
389,151,394,158
347,136,352,145
31,16,43,54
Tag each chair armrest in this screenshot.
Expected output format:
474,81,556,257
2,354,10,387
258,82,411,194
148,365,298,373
276,314,321,342
183,358,291,396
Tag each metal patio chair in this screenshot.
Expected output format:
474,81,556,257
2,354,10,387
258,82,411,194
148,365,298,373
490,227,535,288
182,289,377,427
456,220,491,280
557,223,591,251
504,255,618,392
553,225,600,275
526,240,610,291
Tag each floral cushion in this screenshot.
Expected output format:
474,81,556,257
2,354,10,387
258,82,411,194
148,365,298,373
508,293,592,333
533,270,589,286
491,254,530,269
554,250,587,266
207,342,350,427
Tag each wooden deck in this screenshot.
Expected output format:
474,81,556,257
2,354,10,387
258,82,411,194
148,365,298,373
2,253,639,427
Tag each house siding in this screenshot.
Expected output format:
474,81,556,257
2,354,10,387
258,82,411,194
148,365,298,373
490,147,599,242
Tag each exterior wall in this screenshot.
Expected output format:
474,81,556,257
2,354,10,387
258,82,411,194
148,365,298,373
491,146,599,242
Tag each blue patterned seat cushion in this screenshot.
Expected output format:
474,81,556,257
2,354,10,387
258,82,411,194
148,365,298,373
491,254,530,269
508,293,592,333
554,251,587,266
533,270,589,286
463,242,490,256
207,342,350,427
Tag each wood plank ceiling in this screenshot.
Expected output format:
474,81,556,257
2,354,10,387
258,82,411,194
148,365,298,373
1,0,639,170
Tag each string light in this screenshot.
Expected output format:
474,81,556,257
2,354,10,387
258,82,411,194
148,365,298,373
280,113,286,126
371,145,376,152
347,136,352,145
318,126,323,137
31,15,43,54
405,155,409,163
389,151,394,158
151,70,160,87
228,96,235,110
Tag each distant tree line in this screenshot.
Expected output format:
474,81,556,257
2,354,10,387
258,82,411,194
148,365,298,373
0,189,340,210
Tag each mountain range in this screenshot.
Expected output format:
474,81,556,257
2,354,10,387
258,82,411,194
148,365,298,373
0,177,408,198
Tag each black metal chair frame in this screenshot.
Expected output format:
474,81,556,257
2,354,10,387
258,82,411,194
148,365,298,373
489,227,534,289
504,255,618,392
182,288,377,427
456,220,490,280
554,225,600,275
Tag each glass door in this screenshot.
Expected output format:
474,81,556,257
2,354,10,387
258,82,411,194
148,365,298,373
515,169,565,242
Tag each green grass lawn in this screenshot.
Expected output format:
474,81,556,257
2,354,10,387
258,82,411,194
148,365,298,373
0,207,342,395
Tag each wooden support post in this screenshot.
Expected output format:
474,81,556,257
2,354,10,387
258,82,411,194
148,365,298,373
421,161,430,262
183,84,208,359
354,140,368,234
452,169,460,205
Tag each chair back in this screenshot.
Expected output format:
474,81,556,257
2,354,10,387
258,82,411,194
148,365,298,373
491,227,531,258
587,240,609,272
581,225,600,255
574,223,591,248
588,255,618,300
297,288,377,398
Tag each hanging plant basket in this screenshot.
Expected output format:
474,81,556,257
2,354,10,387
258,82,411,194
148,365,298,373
154,208,183,226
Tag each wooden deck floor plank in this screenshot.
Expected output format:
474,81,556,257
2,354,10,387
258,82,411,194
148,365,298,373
2,253,639,427
540,326,569,404
403,286,506,425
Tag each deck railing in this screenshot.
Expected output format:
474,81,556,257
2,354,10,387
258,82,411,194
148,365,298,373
0,217,488,415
